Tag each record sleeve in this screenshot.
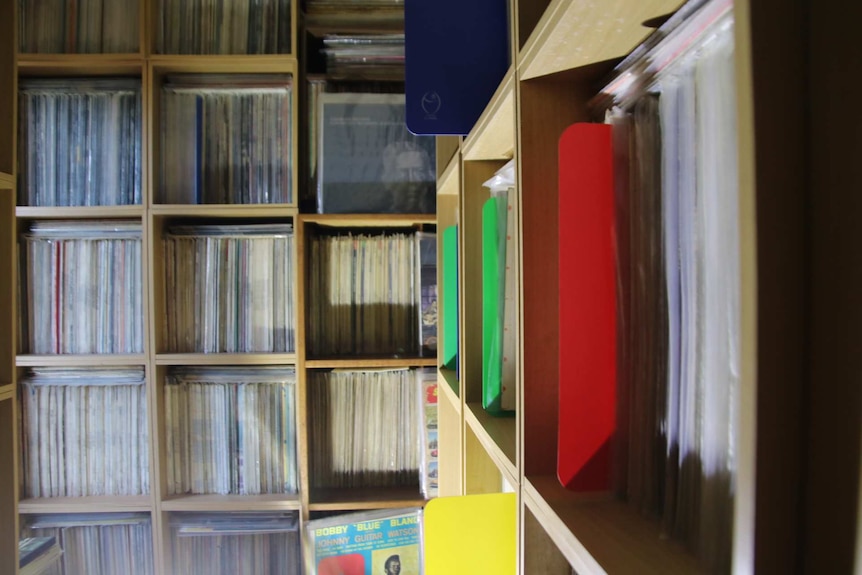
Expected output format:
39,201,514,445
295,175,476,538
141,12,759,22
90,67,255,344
318,93,436,214
306,508,423,575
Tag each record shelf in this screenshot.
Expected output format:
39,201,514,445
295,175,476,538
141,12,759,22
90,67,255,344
436,0,861,573
3,0,435,573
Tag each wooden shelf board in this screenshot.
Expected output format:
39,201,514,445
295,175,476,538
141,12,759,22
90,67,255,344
309,486,425,511
0,172,14,188
518,0,685,80
155,353,297,366
18,495,152,514
464,402,518,486
17,354,147,367
150,204,297,218
304,7,404,37
18,53,143,76
300,214,436,228
0,383,13,402
437,368,461,412
149,54,298,74
462,68,516,161
305,357,437,369
160,494,302,512
523,476,703,575
437,153,461,197
16,205,144,219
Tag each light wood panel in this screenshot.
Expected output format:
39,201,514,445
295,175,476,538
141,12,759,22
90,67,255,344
437,155,460,197
0,173,14,188
523,505,573,575
16,354,147,367
437,374,462,497
0,397,17,575
16,206,145,219
160,494,302,512
464,424,504,495
149,205,298,218
308,486,425,511
18,495,153,514
17,55,143,77
518,0,684,80
462,69,516,161
465,403,517,486
300,213,435,228
154,353,298,366
436,136,460,178
524,476,703,574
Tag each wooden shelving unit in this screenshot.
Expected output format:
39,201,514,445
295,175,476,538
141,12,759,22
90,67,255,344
0,0,18,572
436,0,861,572
5,0,438,573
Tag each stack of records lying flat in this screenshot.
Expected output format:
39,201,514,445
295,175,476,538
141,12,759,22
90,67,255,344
322,34,404,81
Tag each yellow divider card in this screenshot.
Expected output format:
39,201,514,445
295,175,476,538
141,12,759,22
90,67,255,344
424,493,516,574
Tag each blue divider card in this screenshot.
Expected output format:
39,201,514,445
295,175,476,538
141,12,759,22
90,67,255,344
405,0,509,135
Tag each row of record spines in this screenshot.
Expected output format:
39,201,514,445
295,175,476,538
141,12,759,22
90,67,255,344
160,77,293,205
18,0,140,54
19,0,294,55
157,0,292,55
308,368,423,490
18,78,143,207
164,368,299,496
18,221,145,355
23,513,155,575
306,231,433,357
21,367,150,498
163,224,297,353
20,512,303,575
608,22,737,574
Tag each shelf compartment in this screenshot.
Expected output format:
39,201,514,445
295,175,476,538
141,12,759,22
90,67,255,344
523,476,701,574
18,495,153,514
16,354,147,367
465,402,517,487
309,486,425,511
18,54,144,76
437,154,461,197
462,67,516,161
0,172,14,188
160,494,302,512
519,0,684,80
305,356,435,369
155,353,297,366
17,206,145,219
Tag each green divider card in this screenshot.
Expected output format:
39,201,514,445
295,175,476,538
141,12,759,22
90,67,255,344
442,226,459,372
424,493,516,575
482,197,504,413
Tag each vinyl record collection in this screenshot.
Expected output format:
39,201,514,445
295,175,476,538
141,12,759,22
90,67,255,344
418,368,438,498
160,75,293,205
605,13,738,572
164,367,298,496
17,0,139,54
156,0,291,55
21,367,149,498
22,513,154,575
163,223,296,353
18,78,142,207
170,512,300,575
307,230,434,357
309,368,421,489
20,221,144,355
